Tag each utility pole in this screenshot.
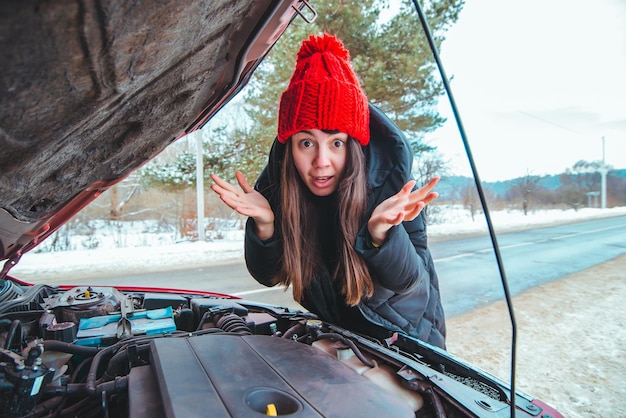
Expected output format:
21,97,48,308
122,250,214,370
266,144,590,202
600,136,607,209
196,132,206,241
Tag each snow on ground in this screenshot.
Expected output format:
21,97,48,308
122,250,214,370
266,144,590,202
445,253,626,418
11,206,626,279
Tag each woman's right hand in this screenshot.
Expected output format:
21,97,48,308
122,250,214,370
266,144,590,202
210,171,275,240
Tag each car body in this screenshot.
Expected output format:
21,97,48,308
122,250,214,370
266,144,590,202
0,1,564,417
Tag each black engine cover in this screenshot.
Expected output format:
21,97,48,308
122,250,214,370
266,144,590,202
146,333,413,418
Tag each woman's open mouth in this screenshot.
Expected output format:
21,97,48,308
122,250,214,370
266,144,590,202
314,176,331,184
310,175,336,192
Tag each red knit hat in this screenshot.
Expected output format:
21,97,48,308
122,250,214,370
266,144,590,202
278,33,370,146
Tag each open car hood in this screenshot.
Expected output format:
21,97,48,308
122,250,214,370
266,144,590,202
0,0,307,263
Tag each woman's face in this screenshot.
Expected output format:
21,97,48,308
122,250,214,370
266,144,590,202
291,129,348,196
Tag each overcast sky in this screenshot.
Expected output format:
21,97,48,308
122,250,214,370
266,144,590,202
421,0,626,181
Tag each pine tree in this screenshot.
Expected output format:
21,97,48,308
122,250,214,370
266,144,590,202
145,1,465,188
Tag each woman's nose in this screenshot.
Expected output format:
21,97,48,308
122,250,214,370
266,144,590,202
314,148,330,167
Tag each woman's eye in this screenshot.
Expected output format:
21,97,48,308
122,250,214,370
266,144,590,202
300,139,313,148
333,139,345,148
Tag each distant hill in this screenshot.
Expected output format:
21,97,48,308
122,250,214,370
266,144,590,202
435,175,473,200
437,168,626,200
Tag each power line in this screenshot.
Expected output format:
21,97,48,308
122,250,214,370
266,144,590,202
517,110,583,136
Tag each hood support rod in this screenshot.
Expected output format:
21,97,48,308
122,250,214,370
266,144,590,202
410,1,518,416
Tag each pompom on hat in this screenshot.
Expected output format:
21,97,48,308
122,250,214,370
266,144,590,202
278,33,370,146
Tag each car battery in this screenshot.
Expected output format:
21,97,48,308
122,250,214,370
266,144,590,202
75,306,176,346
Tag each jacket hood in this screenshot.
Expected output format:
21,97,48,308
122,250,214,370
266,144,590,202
365,104,414,200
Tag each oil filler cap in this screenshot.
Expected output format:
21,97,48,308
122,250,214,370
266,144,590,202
266,403,277,416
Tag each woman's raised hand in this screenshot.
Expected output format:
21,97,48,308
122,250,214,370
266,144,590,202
367,177,439,246
210,171,275,240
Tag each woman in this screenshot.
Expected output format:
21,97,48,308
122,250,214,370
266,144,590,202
211,33,446,348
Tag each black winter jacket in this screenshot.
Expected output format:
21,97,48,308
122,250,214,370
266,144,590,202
244,104,446,349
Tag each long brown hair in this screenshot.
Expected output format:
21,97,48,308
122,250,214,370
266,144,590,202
276,137,374,306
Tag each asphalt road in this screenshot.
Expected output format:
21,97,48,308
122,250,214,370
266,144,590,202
67,216,626,316
432,215,626,316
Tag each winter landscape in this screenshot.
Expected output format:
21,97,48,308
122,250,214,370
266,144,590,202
9,206,626,418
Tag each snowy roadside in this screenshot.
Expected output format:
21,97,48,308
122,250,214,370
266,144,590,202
10,206,626,281
446,253,626,418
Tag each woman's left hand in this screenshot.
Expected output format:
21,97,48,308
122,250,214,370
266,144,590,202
367,177,439,246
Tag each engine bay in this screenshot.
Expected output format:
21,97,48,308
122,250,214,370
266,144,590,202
0,279,554,417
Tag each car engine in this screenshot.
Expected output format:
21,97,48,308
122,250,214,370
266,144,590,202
0,279,556,417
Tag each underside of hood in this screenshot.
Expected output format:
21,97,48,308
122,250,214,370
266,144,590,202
0,0,308,262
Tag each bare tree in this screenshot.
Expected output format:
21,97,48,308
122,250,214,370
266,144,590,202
413,151,449,222
461,184,479,222
558,160,602,211
513,172,542,215
109,173,141,220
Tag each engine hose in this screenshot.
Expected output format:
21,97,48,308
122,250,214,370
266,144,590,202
4,319,21,349
43,340,100,356
101,344,150,383
315,332,375,368
22,396,64,418
70,357,93,383
282,322,306,340
216,313,251,334
40,396,93,418
48,376,129,399
85,334,160,395
96,376,128,395
85,341,125,395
